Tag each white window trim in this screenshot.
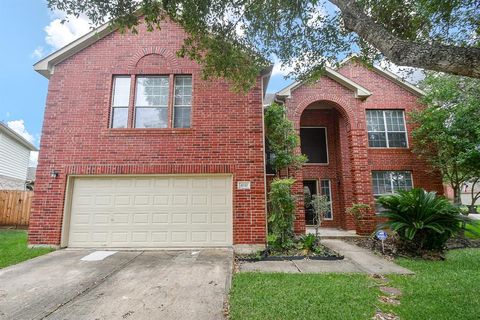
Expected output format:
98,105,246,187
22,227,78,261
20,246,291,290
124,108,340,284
172,75,193,129
133,76,170,129
367,110,409,149
320,179,334,220
372,171,414,197
300,126,329,165
110,76,131,129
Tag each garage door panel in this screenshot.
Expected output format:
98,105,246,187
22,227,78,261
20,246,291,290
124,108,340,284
68,176,232,248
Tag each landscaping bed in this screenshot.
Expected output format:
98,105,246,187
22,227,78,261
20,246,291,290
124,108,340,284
343,233,480,260
236,242,343,262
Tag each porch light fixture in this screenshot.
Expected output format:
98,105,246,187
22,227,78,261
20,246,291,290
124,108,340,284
50,170,59,178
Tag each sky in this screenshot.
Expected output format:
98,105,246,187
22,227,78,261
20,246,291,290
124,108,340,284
0,1,421,167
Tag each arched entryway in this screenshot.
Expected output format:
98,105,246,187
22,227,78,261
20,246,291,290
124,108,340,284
297,100,355,230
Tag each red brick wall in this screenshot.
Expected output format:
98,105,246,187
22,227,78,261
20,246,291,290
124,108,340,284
283,61,443,234
29,20,267,246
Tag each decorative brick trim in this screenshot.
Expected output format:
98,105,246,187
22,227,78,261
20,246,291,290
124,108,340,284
64,164,234,175
129,47,180,69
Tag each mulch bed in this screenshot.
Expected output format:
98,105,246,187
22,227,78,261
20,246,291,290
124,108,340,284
236,243,343,262
344,234,480,261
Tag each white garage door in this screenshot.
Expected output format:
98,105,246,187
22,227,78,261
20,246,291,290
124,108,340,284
67,175,233,248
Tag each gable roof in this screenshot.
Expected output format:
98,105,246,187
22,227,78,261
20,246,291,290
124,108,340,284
34,22,116,78
0,122,38,151
276,67,372,99
33,17,274,84
340,56,425,97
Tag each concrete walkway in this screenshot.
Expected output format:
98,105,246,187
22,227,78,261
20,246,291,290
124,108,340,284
0,249,232,320
239,239,413,275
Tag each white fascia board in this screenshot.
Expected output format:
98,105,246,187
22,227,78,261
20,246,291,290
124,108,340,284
275,68,372,99
33,22,116,79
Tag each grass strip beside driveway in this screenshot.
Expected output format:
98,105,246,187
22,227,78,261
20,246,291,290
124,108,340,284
0,230,53,268
230,249,480,320
229,273,378,320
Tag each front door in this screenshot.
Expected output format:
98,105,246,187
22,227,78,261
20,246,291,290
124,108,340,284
303,180,317,225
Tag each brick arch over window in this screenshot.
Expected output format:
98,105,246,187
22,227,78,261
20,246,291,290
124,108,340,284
129,47,180,70
290,94,360,130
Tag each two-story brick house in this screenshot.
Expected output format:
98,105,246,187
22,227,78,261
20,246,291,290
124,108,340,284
272,61,443,236
30,18,442,251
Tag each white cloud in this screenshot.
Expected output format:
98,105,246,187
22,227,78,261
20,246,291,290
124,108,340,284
271,56,296,77
378,60,425,84
44,11,91,50
30,46,45,59
7,120,36,144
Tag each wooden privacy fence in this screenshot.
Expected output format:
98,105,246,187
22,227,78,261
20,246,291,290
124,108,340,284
0,191,33,226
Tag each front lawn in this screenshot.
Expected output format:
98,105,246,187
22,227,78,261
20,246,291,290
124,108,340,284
466,221,480,239
387,249,480,319
230,273,378,319
0,230,53,268
229,249,480,320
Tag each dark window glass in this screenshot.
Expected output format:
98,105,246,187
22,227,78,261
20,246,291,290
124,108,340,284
300,127,328,163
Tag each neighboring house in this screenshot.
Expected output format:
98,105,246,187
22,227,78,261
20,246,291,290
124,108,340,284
30,18,442,250
0,122,38,190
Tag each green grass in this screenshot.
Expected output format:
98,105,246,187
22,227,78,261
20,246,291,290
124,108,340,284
0,230,53,268
229,273,378,320
230,249,480,320
387,249,480,320
465,221,480,239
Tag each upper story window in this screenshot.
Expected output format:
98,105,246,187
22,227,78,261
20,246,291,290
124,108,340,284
173,76,192,128
135,76,169,128
366,110,407,148
110,74,192,129
111,77,131,128
300,127,328,164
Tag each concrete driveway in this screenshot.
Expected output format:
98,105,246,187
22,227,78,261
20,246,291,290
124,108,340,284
0,249,232,320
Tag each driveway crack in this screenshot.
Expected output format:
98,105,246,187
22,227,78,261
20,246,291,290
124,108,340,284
39,251,144,320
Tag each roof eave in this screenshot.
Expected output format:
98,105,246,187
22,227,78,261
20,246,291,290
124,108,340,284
33,22,117,79
275,69,372,100
0,123,38,151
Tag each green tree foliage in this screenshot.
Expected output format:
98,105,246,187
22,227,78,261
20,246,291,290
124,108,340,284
309,194,330,238
411,73,480,204
265,103,307,175
268,178,296,249
48,0,480,91
377,188,472,252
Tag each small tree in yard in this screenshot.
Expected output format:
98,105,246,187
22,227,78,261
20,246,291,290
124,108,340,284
265,103,307,249
310,194,330,239
411,73,480,206
265,103,307,177
268,178,296,249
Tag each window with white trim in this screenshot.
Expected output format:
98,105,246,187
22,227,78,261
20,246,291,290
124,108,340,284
109,74,192,129
372,171,413,212
173,75,192,128
320,179,333,219
135,76,169,128
111,76,131,128
366,110,407,148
